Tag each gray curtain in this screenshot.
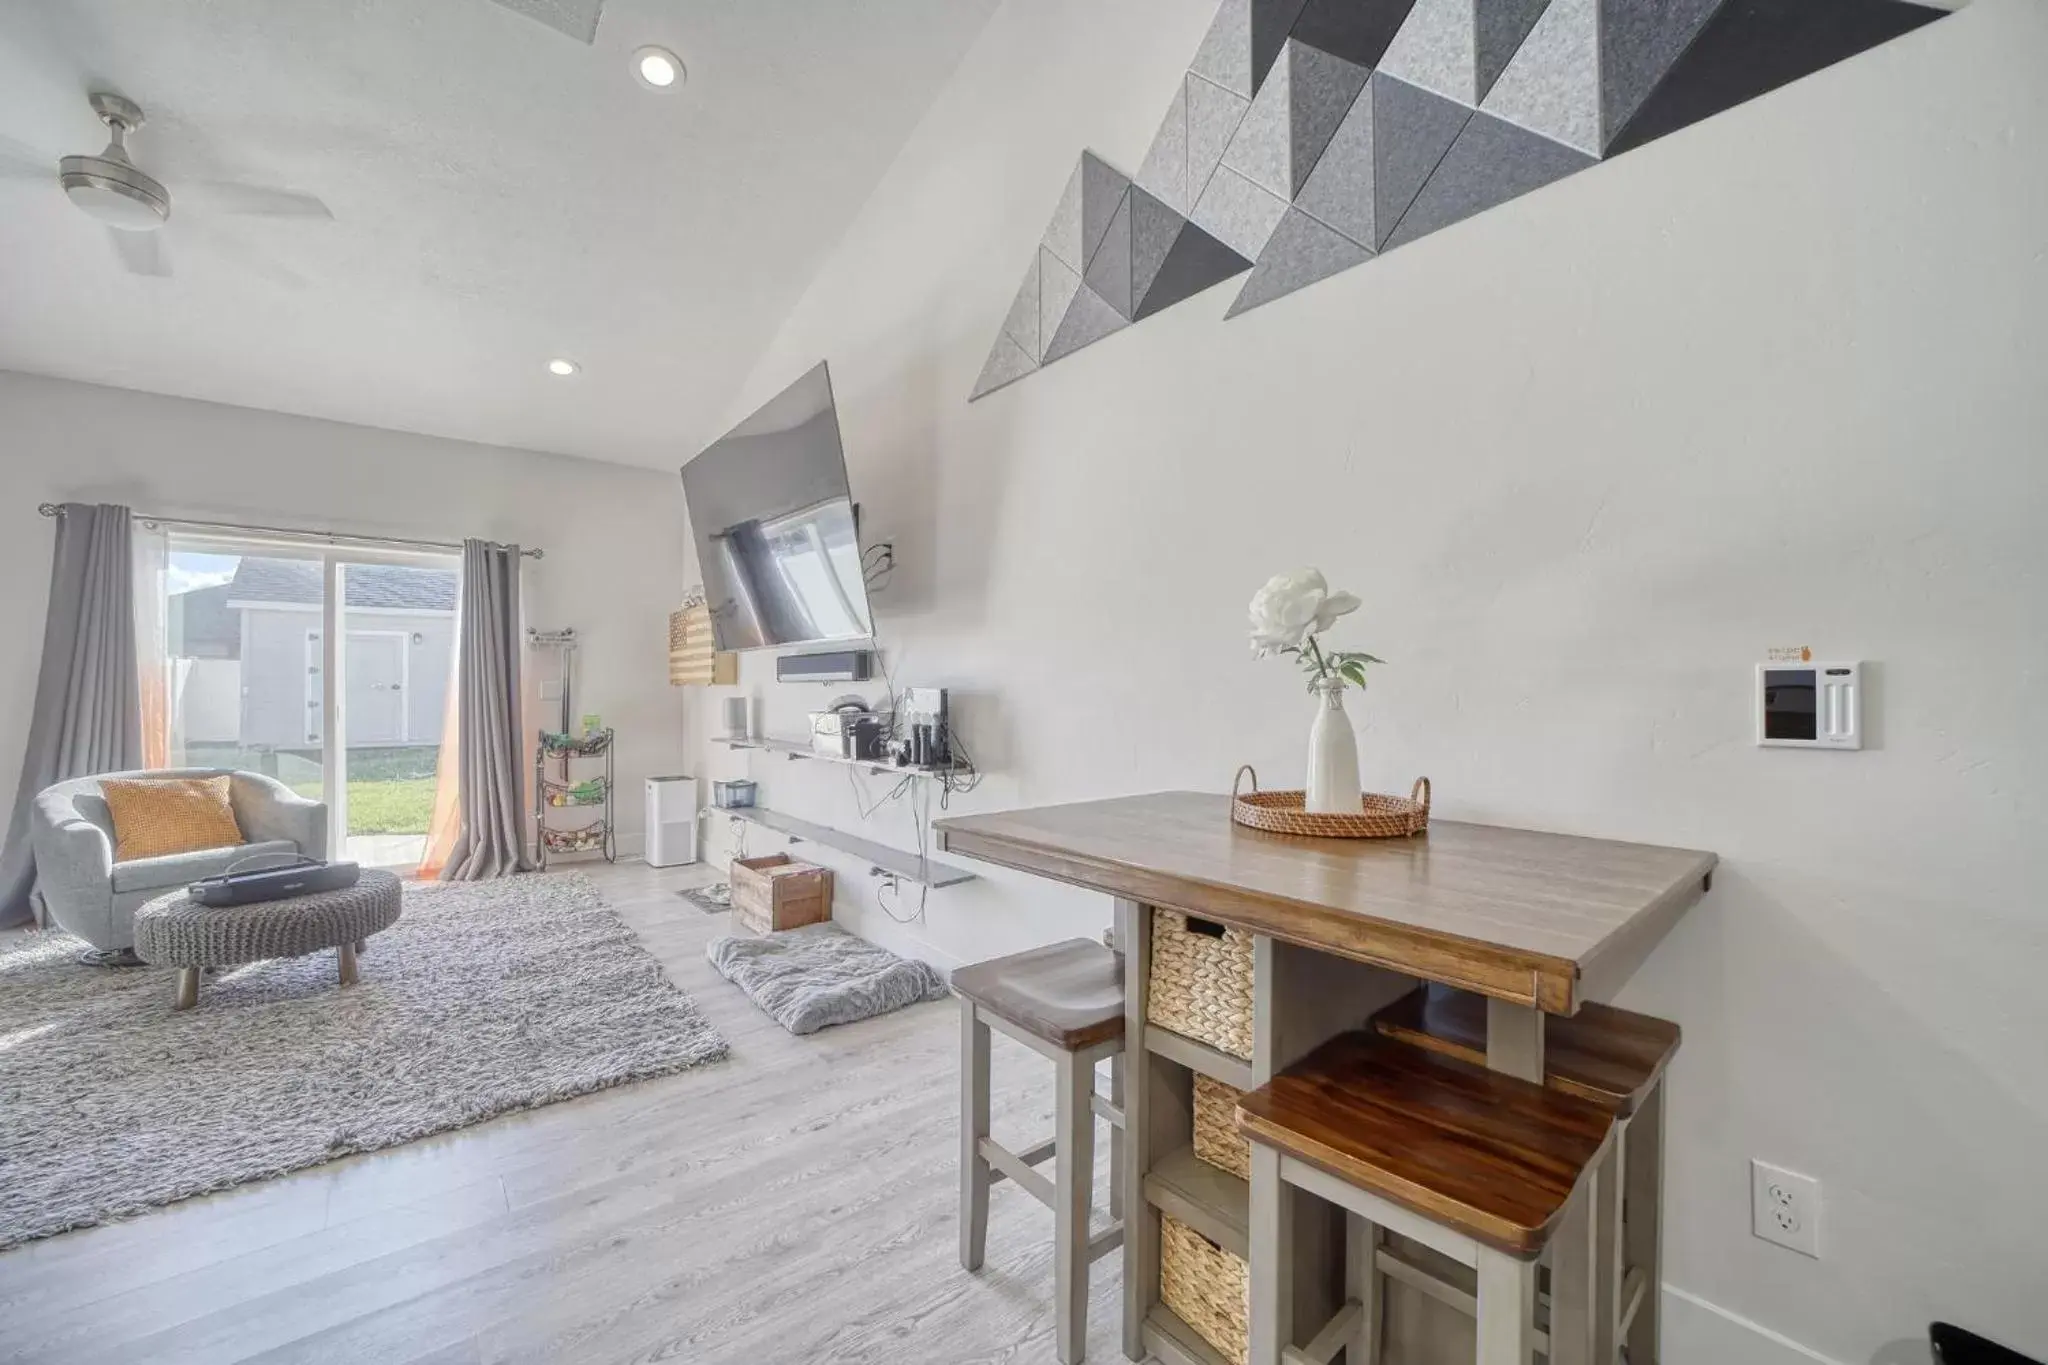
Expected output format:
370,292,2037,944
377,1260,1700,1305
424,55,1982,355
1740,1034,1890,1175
1,504,142,926
441,539,530,881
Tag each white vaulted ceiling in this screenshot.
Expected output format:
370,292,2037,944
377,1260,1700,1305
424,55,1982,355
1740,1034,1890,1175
0,0,1000,466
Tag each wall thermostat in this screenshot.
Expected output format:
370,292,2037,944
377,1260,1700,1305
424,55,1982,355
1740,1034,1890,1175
1756,661,1861,749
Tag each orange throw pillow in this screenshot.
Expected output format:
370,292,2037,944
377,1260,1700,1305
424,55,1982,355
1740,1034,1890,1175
101,775,246,863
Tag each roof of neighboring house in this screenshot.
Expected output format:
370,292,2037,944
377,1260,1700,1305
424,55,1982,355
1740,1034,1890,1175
227,557,459,612
170,583,241,658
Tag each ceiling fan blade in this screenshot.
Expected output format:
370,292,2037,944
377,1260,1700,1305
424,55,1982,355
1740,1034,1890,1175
108,227,171,278
190,181,332,219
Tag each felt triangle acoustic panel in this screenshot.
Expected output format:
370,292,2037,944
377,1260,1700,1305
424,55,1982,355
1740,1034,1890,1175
971,0,1950,400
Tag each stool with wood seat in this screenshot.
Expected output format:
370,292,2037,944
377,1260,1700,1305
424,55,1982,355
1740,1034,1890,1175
1375,985,1681,1363
954,938,1128,1364
1235,1032,1615,1365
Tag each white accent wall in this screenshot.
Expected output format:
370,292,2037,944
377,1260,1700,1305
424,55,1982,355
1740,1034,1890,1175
0,371,693,860
691,1,2048,1361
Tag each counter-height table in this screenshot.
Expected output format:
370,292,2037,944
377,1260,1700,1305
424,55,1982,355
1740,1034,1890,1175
936,791,1715,1365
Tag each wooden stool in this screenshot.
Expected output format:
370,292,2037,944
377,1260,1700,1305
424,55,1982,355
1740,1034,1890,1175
1235,1032,1614,1365
954,939,1128,1364
1375,986,1681,1363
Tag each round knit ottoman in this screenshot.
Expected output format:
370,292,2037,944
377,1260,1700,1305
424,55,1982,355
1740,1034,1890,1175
133,869,404,1010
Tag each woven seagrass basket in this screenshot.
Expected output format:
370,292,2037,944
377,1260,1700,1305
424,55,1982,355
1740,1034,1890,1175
1147,909,1255,1061
1161,1216,1250,1365
1193,1074,1251,1181
1230,765,1431,839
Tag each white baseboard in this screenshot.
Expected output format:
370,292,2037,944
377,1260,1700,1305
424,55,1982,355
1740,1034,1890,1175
1664,1285,1849,1365
828,897,963,976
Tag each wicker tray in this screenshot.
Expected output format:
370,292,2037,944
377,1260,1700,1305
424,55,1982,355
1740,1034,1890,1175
1230,765,1430,840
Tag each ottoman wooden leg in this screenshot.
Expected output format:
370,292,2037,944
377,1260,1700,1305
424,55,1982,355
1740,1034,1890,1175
174,967,200,1010
338,942,359,988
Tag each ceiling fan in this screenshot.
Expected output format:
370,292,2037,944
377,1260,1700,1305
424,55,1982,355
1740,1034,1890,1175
1,91,333,280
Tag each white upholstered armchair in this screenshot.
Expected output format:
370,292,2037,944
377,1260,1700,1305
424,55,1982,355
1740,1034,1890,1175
29,768,327,956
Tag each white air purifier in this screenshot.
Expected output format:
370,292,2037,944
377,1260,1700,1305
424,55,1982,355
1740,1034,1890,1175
645,775,698,867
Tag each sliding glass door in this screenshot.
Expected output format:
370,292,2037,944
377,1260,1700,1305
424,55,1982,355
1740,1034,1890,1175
161,537,459,869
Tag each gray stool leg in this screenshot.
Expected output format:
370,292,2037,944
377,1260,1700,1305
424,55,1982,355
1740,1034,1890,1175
1595,1125,1627,1364
173,967,200,1011
960,998,992,1273
1550,1165,1598,1364
1346,1213,1383,1365
1248,1144,1295,1365
1476,1249,1537,1365
1054,1048,1095,1364
338,942,359,988
1107,1051,1126,1215
1625,1082,1666,1364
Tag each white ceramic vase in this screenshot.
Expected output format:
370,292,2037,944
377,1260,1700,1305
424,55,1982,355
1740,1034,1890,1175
1305,678,1362,813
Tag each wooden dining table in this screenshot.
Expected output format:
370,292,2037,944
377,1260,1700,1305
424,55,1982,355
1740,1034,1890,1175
935,791,1716,1365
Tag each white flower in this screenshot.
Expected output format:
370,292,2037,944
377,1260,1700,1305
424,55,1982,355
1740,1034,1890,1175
1249,569,1358,658
1312,589,1360,634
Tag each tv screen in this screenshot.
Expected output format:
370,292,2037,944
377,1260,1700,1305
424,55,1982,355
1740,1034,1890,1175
680,361,875,652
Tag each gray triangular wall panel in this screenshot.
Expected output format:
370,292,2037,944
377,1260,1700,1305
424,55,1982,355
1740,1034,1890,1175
1474,0,1558,102
1377,0,1480,107
1191,164,1291,263
1384,110,1595,249
1220,42,1295,198
1481,0,1600,156
1135,219,1253,320
1228,207,1372,317
1250,0,1313,94
1043,282,1130,364
1086,189,1137,320
1606,0,1941,156
1136,79,1192,214
1288,0,1422,71
1038,247,1083,360
1079,153,1133,273
970,332,1038,401
1000,250,1042,360
1598,0,1726,144
1193,0,1254,98
1296,82,1376,248
1372,74,1472,249
1129,187,1189,307
1286,40,1372,198
1042,163,1087,273
969,0,1951,402
1188,75,1253,211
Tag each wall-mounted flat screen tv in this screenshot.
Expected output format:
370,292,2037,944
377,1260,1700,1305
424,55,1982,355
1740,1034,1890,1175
679,361,874,652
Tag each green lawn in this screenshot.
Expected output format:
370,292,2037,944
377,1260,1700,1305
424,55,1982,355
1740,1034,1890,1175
290,776,437,835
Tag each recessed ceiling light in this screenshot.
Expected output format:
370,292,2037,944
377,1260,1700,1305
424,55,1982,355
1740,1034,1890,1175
547,358,579,377
633,46,684,90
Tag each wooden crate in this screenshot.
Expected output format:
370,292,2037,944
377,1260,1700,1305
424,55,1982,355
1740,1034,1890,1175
730,854,833,932
668,602,737,686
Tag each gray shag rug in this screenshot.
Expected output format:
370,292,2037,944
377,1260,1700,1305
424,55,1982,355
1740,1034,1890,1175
0,872,727,1251
707,923,948,1035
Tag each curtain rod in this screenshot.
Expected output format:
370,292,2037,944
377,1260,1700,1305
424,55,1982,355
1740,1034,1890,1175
36,503,544,560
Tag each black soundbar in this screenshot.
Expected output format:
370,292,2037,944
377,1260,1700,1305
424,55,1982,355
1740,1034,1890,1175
776,649,873,684
187,859,361,907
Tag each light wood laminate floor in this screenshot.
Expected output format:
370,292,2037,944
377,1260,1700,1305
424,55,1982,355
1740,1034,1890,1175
0,861,1124,1365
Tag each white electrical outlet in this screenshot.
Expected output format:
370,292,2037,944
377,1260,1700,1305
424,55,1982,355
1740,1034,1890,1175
1751,1160,1822,1258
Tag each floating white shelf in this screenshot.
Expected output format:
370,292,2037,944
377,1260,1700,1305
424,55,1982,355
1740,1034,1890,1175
708,805,977,890
715,735,962,781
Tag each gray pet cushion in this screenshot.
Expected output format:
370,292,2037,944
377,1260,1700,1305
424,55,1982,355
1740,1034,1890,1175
706,924,948,1035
